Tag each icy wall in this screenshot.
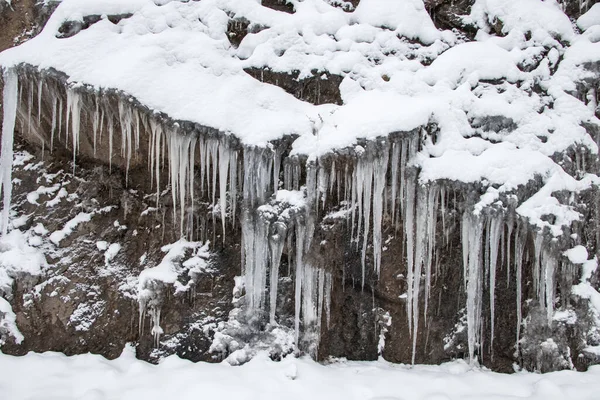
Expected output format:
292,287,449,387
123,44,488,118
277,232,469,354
1,0,600,373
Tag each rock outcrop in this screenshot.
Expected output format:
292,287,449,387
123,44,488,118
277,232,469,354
1,0,600,374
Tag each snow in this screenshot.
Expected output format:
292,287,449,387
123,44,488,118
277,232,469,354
469,0,575,47
0,0,597,241
0,229,48,296
578,4,600,31
420,41,522,87
2,349,600,400
0,297,22,344
49,212,92,245
137,239,210,344
572,257,600,319
564,245,589,265
0,229,47,345
352,0,441,45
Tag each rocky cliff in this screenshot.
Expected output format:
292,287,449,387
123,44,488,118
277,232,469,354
1,0,600,373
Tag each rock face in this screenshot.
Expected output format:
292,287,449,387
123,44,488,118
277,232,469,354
1,0,600,374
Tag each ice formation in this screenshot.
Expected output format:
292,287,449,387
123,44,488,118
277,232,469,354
1,0,600,365
0,69,17,236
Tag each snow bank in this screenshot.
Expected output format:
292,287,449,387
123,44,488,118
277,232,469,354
2,349,600,399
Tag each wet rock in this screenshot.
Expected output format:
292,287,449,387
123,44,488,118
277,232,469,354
244,68,344,105
262,0,295,14
424,0,478,38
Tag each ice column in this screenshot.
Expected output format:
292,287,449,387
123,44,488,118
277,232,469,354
0,69,18,236
462,212,484,364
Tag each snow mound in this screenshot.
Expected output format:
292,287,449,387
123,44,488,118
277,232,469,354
578,3,600,31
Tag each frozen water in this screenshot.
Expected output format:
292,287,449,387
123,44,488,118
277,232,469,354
0,69,18,236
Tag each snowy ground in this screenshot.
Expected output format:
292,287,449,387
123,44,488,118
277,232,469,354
1,348,600,400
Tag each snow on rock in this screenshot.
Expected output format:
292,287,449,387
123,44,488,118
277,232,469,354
48,206,115,246
573,258,600,319
0,229,46,346
49,212,92,245
0,0,596,237
138,239,211,345
420,41,523,87
564,245,589,265
578,3,600,31
469,0,575,47
0,297,23,345
352,0,442,44
0,229,48,297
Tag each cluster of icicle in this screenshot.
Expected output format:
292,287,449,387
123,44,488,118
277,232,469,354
241,148,334,356
1,68,336,353
1,67,568,363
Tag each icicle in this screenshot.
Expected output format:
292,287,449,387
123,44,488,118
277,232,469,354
37,79,43,125
514,224,525,348
329,160,336,196
325,272,332,328
440,186,446,245
108,117,114,172
134,109,140,153
218,141,230,240
273,147,281,192
149,120,163,204
487,215,502,350
294,221,304,349
462,212,484,364
27,83,32,134
316,268,325,337
533,234,543,301
373,147,389,277
405,173,416,339
543,248,557,326
269,221,286,324
188,135,196,237
360,157,373,287
166,130,197,237
424,184,438,321
241,147,273,317
66,89,82,175
92,97,100,156
0,69,18,236
150,307,163,348
50,95,57,153
411,184,428,363
210,139,219,215
506,218,513,287
390,141,400,228
229,150,238,225
118,101,133,183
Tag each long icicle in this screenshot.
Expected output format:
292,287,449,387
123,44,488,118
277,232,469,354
0,69,19,236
